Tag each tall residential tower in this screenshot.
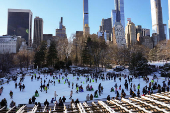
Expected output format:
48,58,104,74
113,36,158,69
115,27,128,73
168,0,170,39
150,0,166,41
33,17,43,48
83,0,90,35
7,9,32,47
56,17,67,38
111,0,125,30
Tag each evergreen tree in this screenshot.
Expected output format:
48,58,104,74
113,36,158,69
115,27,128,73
129,52,148,75
82,37,92,66
34,41,47,68
47,41,58,67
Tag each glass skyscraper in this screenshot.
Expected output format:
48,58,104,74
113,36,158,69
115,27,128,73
83,0,89,28
111,0,125,30
7,9,32,47
119,0,125,31
111,10,117,28
150,0,166,41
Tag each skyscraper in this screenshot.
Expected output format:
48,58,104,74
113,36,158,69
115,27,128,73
33,17,43,48
99,18,112,41
111,0,125,30
83,0,89,28
112,22,126,47
168,0,170,39
150,0,166,41
83,0,90,35
56,17,67,38
7,9,32,47
125,21,136,47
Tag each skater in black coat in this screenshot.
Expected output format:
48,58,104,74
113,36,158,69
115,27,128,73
19,85,22,91
75,99,79,105
29,98,32,104
44,99,49,107
62,96,66,103
107,95,110,101
15,83,17,89
32,96,36,104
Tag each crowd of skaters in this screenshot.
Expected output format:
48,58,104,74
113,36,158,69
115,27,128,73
1,69,170,110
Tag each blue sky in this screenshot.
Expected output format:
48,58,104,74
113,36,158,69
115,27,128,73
0,0,169,39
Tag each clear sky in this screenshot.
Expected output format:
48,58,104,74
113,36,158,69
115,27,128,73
0,0,169,40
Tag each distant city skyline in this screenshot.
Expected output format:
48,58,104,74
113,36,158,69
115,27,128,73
0,0,169,40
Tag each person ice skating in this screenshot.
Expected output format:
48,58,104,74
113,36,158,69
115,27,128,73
62,96,66,103
45,86,47,93
10,100,16,108
70,99,74,104
54,91,58,101
99,87,101,96
44,99,49,107
32,96,36,104
72,82,74,89
94,90,98,98
114,83,117,89
90,94,93,100
15,83,17,89
0,87,2,96
133,84,136,91
86,84,90,91
29,98,32,104
76,87,79,93
1,98,7,109
107,95,110,101
117,91,119,97
59,100,63,106
19,84,22,91
69,90,73,99
110,87,114,92
101,86,103,92
137,89,140,97
137,84,140,90
22,84,25,91
9,90,13,99
51,98,54,103
86,94,90,101
35,90,39,97
75,98,79,105
151,79,154,85
132,91,136,98
38,102,42,112
119,85,121,90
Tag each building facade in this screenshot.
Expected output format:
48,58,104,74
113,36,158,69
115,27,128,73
99,18,112,41
168,0,170,39
97,31,109,43
83,0,89,28
56,17,67,38
83,0,90,35
125,21,136,47
142,29,150,37
33,17,43,48
0,35,23,54
138,36,154,49
7,9,32,47
111,0,125,30
112,22,126,47
152,33,159,47
150,0,166,41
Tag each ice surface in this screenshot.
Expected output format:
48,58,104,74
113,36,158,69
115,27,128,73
0,66,169,108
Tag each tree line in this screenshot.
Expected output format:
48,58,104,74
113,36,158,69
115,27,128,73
0,34,170,75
